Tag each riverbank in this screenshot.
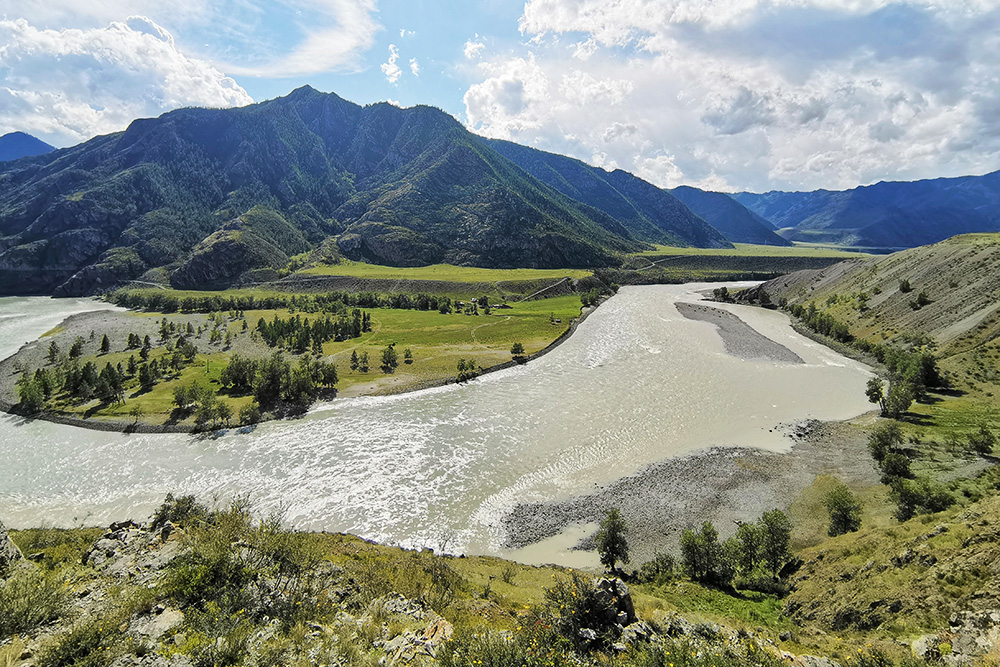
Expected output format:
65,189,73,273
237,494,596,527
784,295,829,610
0,298,601,435
503,414,881,564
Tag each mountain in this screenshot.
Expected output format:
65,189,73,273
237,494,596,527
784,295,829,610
732,172,1000,249
0,132,55,162
0,87,727,297
486,139,731,249
669,186,790,246
755,233,1000,395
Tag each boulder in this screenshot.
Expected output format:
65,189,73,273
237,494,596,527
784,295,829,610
0,515,23,573
594,577,636,626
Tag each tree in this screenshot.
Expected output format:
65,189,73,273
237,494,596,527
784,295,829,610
403,348,413,364
350,350,359,370
216,401,233,427
595,508,629,571
880,452,912,483
865,377,887,415
680,522,722,583
759,509,792,578
381,344,398,373
359,351,370,373
968,424,996,455
129,404,144,425
824,484,862,536
17,376,45,414
867,422,903,464
69,336,85,359
100,334,111,354
239,401,262,426
885,381,914,418
734,521,763,575
46,340,60,364
510,342,525,360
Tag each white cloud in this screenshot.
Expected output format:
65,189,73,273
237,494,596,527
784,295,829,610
226,0,380,77
0,17,252,146
462,1,1000,191
464,39,486,60
11,1,383,78
409,58,420,76
381,43,401,84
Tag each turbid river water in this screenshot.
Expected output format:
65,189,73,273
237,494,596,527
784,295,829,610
0,285,873,562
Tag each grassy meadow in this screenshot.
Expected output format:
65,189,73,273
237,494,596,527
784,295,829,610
299,260,593,282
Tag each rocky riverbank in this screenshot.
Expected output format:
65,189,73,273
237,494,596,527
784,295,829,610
504,414,881,564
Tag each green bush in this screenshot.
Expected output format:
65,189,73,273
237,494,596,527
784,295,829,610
150,493,209,529
437,623,572,667
0,565,71,639
37,611,127,667
824,484,863,536
637,553,676,585
544,573,622,651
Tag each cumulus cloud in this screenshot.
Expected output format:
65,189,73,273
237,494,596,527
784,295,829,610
464,39,486,59
463,0,1000,191
409,58,420,76
0,17,252,146
381,44,401,84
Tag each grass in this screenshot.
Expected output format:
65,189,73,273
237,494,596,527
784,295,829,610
317,295,581,396
299,260,592,282
635,243,869,258
35,294,582,425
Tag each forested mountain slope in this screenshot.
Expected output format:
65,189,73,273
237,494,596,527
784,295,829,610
733,172,1000,249
0,87,728,296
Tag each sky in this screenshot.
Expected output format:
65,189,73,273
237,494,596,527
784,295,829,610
1,0,999,193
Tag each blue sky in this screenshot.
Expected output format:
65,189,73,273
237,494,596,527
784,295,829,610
2,1,1000,192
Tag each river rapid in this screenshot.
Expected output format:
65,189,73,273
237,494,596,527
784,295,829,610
0,285,873,561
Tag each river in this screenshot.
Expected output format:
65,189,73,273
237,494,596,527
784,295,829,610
0,285,873,561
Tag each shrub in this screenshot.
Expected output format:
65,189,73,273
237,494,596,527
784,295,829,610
150,493,209,529
543,574,622,651
0,565,71,639
37,610,127,667
968,424,996,455
637,553,676,585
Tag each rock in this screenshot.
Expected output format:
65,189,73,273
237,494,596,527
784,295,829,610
594,577,636,625
620,621,655,646
791,655,841,667
421,618,453,648
0,515,24,572
130,608,184,640
780,631,793,642
578,628,598,642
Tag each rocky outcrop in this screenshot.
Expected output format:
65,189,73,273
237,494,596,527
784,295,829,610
82,519,187,583
0,515,23,572
913,610,1000,666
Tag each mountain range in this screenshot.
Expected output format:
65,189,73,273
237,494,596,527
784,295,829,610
733,171,1000,249
0,87,735,296
0,132,55,162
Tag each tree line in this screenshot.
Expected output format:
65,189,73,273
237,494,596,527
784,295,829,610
108,289,466,316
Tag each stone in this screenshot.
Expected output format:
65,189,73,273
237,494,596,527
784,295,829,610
620,621,655,646
0,515,24,572
594,577,636,625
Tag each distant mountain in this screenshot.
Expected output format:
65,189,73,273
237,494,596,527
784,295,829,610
486,140,731,249
0,87,731,296
732,172,1000,249
0,132,55,162
669,186,790,246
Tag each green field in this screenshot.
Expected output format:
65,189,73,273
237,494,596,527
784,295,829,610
32,294,584,426
300,260,593,282
313,296,581,396
636,242,869,258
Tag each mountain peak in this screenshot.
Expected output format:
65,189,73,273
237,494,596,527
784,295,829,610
0,131,55,162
